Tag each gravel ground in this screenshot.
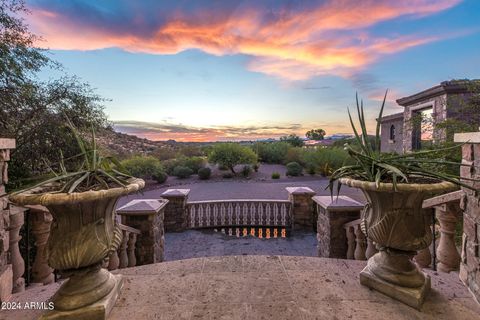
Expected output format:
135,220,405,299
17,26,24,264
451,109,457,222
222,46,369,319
164,229,317,261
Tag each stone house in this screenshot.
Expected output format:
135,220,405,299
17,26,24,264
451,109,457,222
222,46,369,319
380,80,479,153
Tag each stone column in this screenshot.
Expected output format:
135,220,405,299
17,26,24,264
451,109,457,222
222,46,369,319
161,189,190,232
286,187,316,230
454,132,480,304
27,205,54,285
117,199,168,265
313,195,364,258
8,206,26,293
0,138,15,302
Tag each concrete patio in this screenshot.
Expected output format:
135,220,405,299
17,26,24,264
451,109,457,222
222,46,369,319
3,255,479,320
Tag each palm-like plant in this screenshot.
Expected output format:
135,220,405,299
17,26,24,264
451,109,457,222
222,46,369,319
12,118,132,195
328,91,477,195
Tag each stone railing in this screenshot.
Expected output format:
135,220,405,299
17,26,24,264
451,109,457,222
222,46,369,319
413,190,463,273
186,199,292,229
343,219,377,261
108,224,141,270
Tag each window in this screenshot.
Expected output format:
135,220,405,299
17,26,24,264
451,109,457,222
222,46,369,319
389,125,396,141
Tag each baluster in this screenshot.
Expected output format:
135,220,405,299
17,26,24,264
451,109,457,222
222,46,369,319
436,205,461,273
346,226,355,260
9,206,25,293
29,207,54,285
108,249,120,271
119,230,129,269
127,233,137,267
365,239,378,259
354,225,367,260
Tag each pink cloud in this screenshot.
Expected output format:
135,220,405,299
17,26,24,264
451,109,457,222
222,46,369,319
27,0,461,81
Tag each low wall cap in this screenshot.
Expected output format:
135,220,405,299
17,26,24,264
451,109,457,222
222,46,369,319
312,195,365,210
285,187,316,195
117,199,168,215
0,138,15,149
454,132,480,143
161,189,190,197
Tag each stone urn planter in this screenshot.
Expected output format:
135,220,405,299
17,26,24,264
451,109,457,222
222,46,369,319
9,178,144,319
339,178,456,309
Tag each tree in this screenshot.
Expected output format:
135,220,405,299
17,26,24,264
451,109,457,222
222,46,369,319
208,143,257,174
0,0,110,189
280,134,304,147
306,129,326,140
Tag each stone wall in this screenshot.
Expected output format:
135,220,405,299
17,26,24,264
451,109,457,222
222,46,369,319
313,196,364,258
455,132,480,304
380,116,404,153
0,139,15,302
117,200,168,265
286,187,316,230
161,189,189,232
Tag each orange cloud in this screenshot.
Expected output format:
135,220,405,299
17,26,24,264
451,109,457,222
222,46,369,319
28,0,461,80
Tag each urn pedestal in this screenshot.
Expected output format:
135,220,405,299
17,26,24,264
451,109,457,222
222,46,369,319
340,178,455,309
9,178,144,320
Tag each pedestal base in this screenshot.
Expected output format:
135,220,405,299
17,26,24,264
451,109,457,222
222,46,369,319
360,266,430,310
40,274,123,320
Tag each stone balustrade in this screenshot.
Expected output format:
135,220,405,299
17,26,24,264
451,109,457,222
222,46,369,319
343,219,377,261
108,224,141,270
186,199,292,228
417,190,464,273
286,187,316,230
161,189,190,232
313,195,365,259
8,205,27,293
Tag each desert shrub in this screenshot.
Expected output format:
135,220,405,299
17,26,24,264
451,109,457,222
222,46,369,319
184,156,206,173
178,145,204,157
152,168,168,183
208,143,257,173
307,166,316,175
121,156,162,179
152,147,178,161
162,156,206,174
198,167,211,180
271,172,280,179
285,147,305,165
253,163,259,172
218,164,229,171
280,134,304,147
172,166,193,179
241,165,252,177
286,162,303,176
222,172,234,179
254,142,289,164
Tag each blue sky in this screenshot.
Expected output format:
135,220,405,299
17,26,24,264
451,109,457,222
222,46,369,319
26,0,480,141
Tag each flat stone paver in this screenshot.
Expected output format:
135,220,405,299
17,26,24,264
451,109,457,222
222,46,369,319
5,256,480,320
165,230,317,261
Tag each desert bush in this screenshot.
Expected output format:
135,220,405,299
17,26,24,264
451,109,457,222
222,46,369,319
162,156,206,174
198,167,211,180
184,156,206,173
254,142,289,164
307,165,316,175
241,165,252,177
172,166,193,179
178,145,204,157
209,143,257,173
152,167,168,183
253,163,259,172
285,147,305,165
222,172,234,179
152,147,178,161
271,172,280,179
286,162,303,176
218,164,229,171
121,156,162,179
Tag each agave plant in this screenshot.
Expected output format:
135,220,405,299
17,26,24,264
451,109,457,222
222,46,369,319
12,118,132,195
328,91,477,195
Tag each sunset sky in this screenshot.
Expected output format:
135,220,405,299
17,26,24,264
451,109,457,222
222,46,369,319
26,0,480,141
